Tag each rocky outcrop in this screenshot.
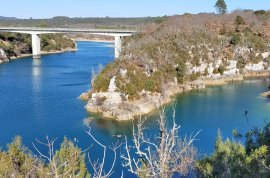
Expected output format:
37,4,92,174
83,64,269,121
85,80,205,121
82,11,270,121
0,48,8,64
82,45,270,121
260,91,270,97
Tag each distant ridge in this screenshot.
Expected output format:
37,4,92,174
0,16,17,20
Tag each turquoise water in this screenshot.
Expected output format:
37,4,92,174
0,41,270,176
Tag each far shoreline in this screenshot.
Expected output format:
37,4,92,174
75,38,114,43
1,39,114,64
7,48,78,61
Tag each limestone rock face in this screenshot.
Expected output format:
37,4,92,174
108,76,117,92
0,48,8,63
223,60,239,75
83,43,270,121
119,69,127,77
262,52,270,59
245,62,265,71
85,82,206,121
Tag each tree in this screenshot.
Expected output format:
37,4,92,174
86,127,120,178
235,15,245,26
196,125,270,177
0,136,44,177
32,136,90,178
214,0,227,14
121,107,198,177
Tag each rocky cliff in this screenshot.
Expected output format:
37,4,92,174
83,10,270,121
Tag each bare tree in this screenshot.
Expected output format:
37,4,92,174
91,67,97,87
32,136,90,178
86,126,120,178
32,137,64,177
121,107,199,178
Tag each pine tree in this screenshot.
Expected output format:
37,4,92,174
215,0,227,14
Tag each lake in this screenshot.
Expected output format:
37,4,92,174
0,41,269,177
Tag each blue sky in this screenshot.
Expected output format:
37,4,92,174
2,0,270,19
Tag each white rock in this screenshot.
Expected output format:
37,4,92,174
119,69,127,77
215,59,222,67
108,76,117,92
224,60,239,75
92,92,122,105
208,63,214,75
211,73,221,79
190,62,208,74
235,47,251,54
245,62,264,71
262,52,270,59
0,48,7,58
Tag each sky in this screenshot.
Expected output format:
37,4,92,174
1,0,270,19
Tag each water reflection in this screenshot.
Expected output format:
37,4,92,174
32,59,42,93
32,59,43,119
84,116,134,137
83,111,162,140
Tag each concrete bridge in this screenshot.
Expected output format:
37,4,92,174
0,27,136,58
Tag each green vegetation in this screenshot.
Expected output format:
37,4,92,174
196,124,270,177
230,33,241,45
254,10,270,17
3,122,270,177
235,15,245,26
217,65,225,75
91,10,270,100
0,16,160,29
215,0,227,14
0,32,75,58
41,34,75,51
0,136,90,178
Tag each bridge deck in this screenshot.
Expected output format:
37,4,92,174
0,27,136,35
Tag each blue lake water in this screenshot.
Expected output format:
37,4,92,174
0,41,270,177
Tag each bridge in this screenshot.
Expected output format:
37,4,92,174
0,27,137,58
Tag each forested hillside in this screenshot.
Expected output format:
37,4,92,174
0,16,162,29
0,33,76,63
85,10,270,120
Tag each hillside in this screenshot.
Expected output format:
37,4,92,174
0,33,76,63
83,10,270,120
0,16,162,29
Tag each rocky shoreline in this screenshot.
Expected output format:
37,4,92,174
81,71,270,121
0,47,77,64
261,91,270,97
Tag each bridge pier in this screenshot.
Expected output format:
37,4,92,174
31,34,41,58
0,27,135,59
115,36,122,59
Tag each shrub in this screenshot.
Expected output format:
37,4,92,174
213,68,219,74
218,65,225,75
145,79,155,92
236,56,246,69
189,72,201,81
230,33,241,45
96,96,107,106
254,10,266,16
93,62,120,92
249,52,262,64
235,15,245,26
192,55,200,67
204,68,209,76
176,62,186,84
